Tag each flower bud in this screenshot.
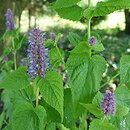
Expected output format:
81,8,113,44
89,36,96,46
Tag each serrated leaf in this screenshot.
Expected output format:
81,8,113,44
120,55,130,84
39,71,63,121
84,0,130,19
12,103,47,130
0,111,5,129
53,0,81,9
92,91,103,107
114,86,130,117
40,99,61,122
1,86,35,118
46,122,56,130
115,86,130,105
66,42,107,117
125,112,130,129
89,119,116,130
116,104,129,117
49,48,64,68
55,5,83,21
81,103,104,118
0,67,30,90
67,32,81,46
63,88,75,128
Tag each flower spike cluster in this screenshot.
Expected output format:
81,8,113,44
101,90,116,115
89,36,96,46
27,28,49,78
5,9,15,31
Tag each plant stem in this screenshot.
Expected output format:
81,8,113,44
36,87,39,108
100,72,120,88
12,38,17,70
88,18,91,41
13,50,17,70
55,43,65,65
87,0,91,40
87,0,91,58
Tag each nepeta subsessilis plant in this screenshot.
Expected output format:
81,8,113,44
101,90,116,115
5,9,15,31
27,28,49,78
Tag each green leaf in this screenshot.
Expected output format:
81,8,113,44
116,104,129,117
39,71,63,121
92,91,103,107
46,122,56,130
14,34,25,50
49,48,64,68
53,0,81,9
120,55,130,84
0,111,5,129
114,86,130,105
81,103,104,118
67,32,81,46
0,67,30,90
89,119,116,130
63,88,75,128
1,87,35,119
114,86,130,117
12,103,47,130
66,42,107,117
40,99,61,122
55,5,83,21
125,112,130,129
84,0,130,19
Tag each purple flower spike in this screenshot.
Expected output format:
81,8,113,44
5,9,15,31
89,36,96,46
101,90,116,116
27,28,49,78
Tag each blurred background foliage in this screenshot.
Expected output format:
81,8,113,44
0,0,130,93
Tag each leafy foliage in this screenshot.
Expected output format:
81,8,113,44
1,0,130,129
0,67,30,90
120,55,130,84
49,48,64,68
66,42,107,117
38,71,63,121
53,0,81,9
55,5,83,21
12,103,47,130
63,88,75,128
89,119,116,130
81,103,104,118
84,0,130,19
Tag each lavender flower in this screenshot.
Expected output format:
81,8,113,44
50,33,56,41
21,59,27,66
89,36,96,46
5,9,15,31
101,90,116,115
27,28,49,78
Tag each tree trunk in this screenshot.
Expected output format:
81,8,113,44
28,9,31,29
124,9,130,35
